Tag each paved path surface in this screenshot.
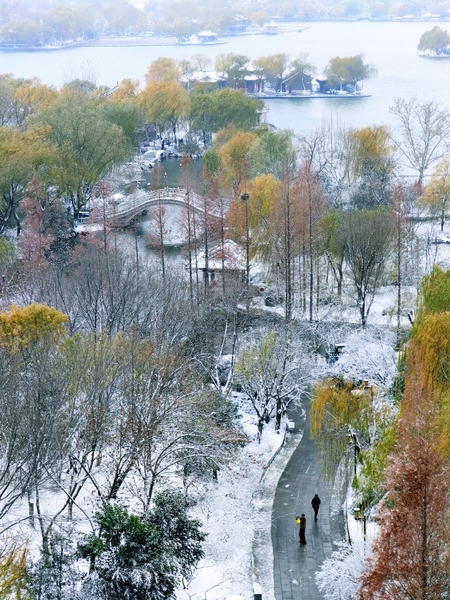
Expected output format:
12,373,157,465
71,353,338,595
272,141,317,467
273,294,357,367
271,407,346,600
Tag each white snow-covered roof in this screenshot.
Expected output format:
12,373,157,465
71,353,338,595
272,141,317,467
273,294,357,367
180,70,224,83
196,239,245,271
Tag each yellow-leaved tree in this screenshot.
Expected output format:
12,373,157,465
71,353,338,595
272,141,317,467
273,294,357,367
0,303,68,356
0,542,28,599
0,304,71,536
310,377,375,477
227,173,280,261
218,130,258,195
420,158,450,232
138,80,189,142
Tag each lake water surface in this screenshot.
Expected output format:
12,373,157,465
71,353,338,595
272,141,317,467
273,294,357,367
2,21,450,134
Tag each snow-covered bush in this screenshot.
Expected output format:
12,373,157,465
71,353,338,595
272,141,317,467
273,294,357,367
315,540,365,600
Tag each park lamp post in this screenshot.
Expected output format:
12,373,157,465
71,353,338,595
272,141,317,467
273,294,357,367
347,426,360,477
240,192,250,291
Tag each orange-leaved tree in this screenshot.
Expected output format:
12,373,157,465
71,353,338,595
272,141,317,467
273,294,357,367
357,266,450,598
357,359,450,600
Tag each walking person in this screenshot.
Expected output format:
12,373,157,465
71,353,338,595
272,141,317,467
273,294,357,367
311,494,321,522
297,514,307,544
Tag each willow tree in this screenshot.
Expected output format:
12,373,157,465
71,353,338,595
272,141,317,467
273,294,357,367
357,265,450,598
32,92,130,220
252,53,315,91
144,57,180,83
139,80,190,143
190,88,263,146
418,25,450,54
0,125,53,234
311,377,375,476
215,53,249,89
219,130,257,194
324,54,376,90
347,125,396,209
358,370,450,600
418,264,450,316
248,129,297,180
421,158,450,231
0,543,28,598
246,173,280,261
406,279,450,470
253,53,291,90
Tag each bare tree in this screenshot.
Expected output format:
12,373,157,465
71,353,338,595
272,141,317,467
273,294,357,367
235,329,307,439
389,97,450,184
390,183,420,346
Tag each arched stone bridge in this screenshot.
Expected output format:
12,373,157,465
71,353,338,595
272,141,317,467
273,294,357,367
89,187,220,227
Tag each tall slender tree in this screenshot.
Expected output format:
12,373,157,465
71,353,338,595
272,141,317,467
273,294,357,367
358,372,450,600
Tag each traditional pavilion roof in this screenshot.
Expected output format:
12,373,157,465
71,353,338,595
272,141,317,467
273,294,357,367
196,239,245,272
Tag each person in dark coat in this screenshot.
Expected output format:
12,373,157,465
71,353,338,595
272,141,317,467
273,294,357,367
298,514,307,544
311,494,321,521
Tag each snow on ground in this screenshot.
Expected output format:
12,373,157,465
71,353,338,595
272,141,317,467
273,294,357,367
176,397,288,600
176,316,399,599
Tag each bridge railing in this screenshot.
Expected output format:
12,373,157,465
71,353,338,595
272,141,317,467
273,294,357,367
88,187,221,223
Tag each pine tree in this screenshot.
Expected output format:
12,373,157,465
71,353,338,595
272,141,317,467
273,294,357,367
79,491,205,600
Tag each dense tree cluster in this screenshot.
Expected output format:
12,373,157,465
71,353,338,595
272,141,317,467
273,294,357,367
2,46,450,597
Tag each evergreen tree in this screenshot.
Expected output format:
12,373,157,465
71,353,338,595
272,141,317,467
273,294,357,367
78,491,205,600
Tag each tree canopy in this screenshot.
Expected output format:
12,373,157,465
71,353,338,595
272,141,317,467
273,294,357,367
139,80,190,142
33,92,130,218
78,492,205,600
418,26,450,53
324,54,376,90
253,53,315,91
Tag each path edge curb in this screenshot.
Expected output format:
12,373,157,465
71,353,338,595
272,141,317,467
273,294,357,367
251,420,305,600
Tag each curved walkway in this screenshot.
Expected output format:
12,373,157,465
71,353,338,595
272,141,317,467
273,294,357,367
271,406,346,600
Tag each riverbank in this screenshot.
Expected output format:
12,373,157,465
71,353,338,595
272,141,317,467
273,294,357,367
83,36,179,47
0,36,179,51
253,91,371,99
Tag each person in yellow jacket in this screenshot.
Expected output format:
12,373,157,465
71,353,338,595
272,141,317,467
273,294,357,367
296,514,307,544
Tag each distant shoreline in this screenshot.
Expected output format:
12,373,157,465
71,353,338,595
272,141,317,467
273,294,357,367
0,37,179,52
254,92,371,99
2,19,450,52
